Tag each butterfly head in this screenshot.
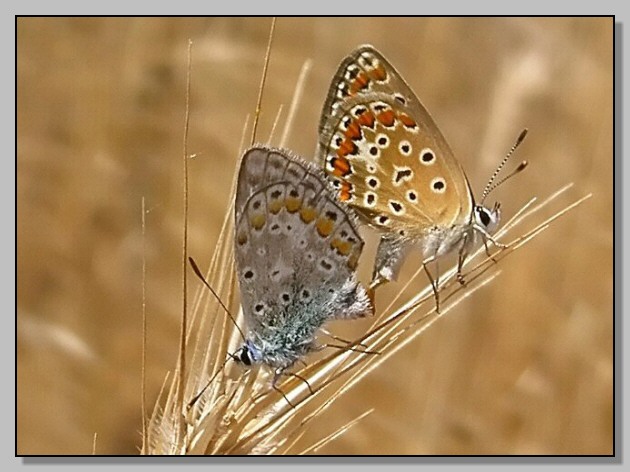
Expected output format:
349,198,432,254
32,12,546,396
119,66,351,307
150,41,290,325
233,340,263,367
474,202,501,234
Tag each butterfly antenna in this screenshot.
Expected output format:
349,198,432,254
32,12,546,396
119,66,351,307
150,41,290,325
481,128,529,204
188,257,246,342
186,353,237,409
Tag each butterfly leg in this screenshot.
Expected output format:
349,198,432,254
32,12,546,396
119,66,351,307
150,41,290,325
316,342,381,356
456,233,469,286
320,328,368,349
477,225,506,264
272,369,295,408
284,371,314,395
422,253,440,313
482,237,499,263
474,224,508,250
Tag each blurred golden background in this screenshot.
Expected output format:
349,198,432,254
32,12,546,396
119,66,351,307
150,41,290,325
17,17,613,455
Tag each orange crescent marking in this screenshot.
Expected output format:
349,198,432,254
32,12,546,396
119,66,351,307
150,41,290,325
377,110,396,127
331,238,353,256
358,110,376,128
350,72,370,94
316,217,335,237
369,64,387,82
268,199,283,214
285,197,301,213
339,181,352,201
331,156,351,177
299,207,318,224
236,232,248,245
345,120,362,140
250,214,266,230
337,139,358,158
398,112,417,129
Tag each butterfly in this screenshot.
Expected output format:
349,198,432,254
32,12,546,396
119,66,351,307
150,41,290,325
317,45,527,311
233,145,373,386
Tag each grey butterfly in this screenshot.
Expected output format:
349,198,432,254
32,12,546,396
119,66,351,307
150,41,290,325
233,146,373,384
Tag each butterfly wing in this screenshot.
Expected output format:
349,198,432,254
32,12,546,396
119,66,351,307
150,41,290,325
234,147,373,347
317,45,474,236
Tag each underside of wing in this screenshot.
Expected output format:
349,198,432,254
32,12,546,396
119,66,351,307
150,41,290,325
317,46,474,234
234,147,372,334
320,93,472,235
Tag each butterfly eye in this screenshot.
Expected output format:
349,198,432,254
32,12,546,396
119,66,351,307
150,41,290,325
240,348,253,366
234,347,252,366
477,207,491,227
240,351,251,365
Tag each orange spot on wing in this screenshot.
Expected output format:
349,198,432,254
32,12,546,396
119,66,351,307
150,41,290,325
285,197,301,213
349,72,370,94
345,120,362,140
316,217,335,237
337,139,358,158
369,63,387,82
331,238,353,256
377,110,396,127
358,110,375,128
250,214,266,230
299,207,318,224
399,113,417,129
237,232,248,245
331,156,351,177
268,199,283,214
339,181,352,201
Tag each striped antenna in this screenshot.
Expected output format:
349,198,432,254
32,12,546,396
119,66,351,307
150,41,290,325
481,129,529,204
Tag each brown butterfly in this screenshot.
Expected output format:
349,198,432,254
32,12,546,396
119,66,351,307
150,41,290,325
317,45,527,311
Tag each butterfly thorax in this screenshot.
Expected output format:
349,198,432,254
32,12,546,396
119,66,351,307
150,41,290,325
421,222,475,260
423,203,500,258
242,313,320,370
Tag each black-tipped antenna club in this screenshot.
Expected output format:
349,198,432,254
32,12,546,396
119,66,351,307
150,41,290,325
481,128,529,204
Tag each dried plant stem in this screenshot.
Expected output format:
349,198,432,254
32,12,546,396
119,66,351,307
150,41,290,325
176,39,193,446
299,409,374,455
279,59,312,148
268,105,284,145
141,197,148,452
250,17,276,147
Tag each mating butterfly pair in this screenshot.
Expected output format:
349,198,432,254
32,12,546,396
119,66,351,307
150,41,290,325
231,45,526,380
